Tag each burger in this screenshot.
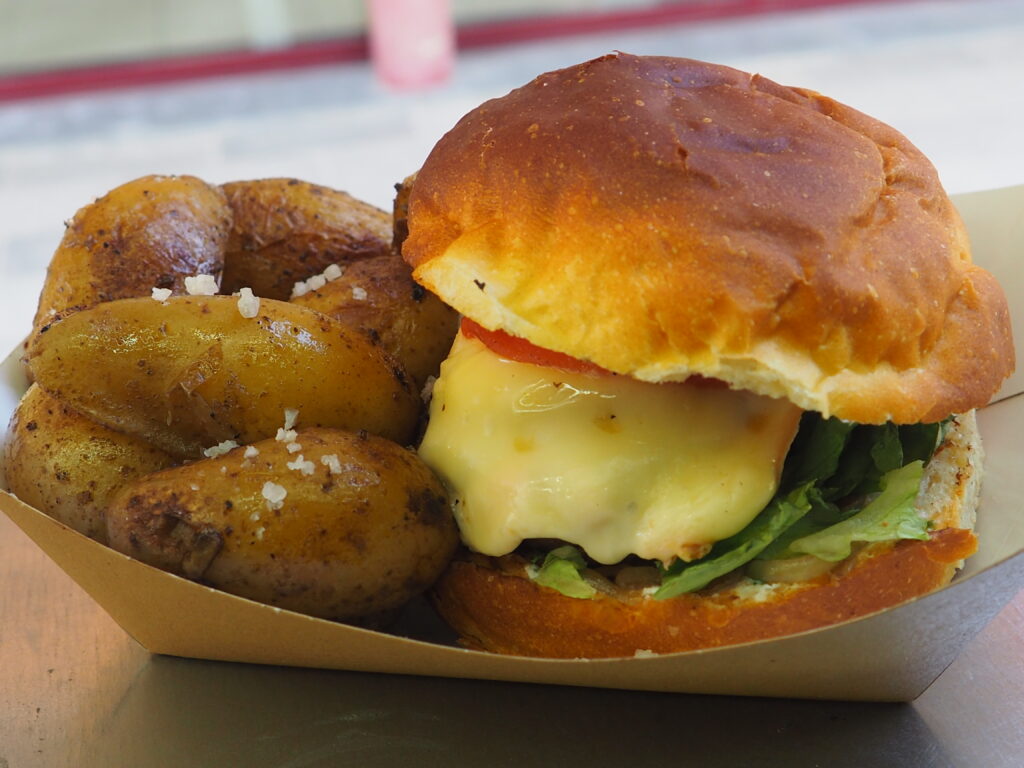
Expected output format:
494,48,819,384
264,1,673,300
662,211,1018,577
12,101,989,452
400,53,1014,658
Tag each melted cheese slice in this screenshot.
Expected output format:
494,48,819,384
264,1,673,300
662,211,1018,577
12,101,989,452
418,333,802,564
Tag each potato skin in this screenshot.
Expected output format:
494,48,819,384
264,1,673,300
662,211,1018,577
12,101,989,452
32,175,230,338
28,295,420,459
3,385,175,543
292,253,459,388
221,178,392,301
106,428,458,620
392,172,416,252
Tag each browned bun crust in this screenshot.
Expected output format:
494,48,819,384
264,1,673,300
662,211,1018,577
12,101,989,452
403,54,1014,424
431,412,982,658
433,529,976,658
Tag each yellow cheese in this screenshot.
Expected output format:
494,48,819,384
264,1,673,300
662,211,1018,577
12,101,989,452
418,333,802,565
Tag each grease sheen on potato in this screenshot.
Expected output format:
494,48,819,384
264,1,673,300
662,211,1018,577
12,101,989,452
4,385,175,543
28,295,420,459
105,428,459,620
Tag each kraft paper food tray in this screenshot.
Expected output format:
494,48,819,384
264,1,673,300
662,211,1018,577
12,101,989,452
2,186,1022,702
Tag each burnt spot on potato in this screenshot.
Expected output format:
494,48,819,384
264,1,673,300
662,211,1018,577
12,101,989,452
405,487,450,529
180,527,225,579
344,531,368,553
116,493,224,579
392,365,408,388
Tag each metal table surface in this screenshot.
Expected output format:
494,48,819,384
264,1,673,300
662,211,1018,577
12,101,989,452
1,510,1022,767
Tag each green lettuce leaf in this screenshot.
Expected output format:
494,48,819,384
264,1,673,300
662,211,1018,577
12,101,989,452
532,545,596,599
899,421,943,465
654,483,814,599
780,413,855,490
824,423,901,500
756,488,846,561
870,423,905,475
784,414,944,502
788,461,929,562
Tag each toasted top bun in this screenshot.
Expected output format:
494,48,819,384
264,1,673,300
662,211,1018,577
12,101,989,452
430,412,982,658
403,54,1014,424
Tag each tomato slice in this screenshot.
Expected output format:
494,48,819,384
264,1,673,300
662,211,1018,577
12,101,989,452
460,318,609,376
459,317,727,388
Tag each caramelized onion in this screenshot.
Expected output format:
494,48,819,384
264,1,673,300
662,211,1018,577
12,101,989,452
746,554,837,584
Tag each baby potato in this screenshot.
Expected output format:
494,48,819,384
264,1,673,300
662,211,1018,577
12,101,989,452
28,295,420,459
105,428,459,621
32,174,230,338
3,385,175,543
221,178,392,301
292,253,459,388
391,172,416,252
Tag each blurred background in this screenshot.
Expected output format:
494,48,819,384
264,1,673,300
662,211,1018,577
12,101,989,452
1,0,1023,355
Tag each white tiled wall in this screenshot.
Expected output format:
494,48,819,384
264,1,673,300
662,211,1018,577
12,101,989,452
1,0,1022,356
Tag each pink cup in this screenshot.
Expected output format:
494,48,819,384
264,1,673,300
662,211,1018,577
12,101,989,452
368,0,456,89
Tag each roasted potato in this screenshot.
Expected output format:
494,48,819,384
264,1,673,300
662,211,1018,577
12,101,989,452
105,428,458,620
28,295,420,459
220,178,392,301
392,172,416,252
4,385,175,543
32,174,230,339
292,253,459,388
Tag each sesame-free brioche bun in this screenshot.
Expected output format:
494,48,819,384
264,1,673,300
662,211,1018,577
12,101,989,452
430,413,982,658
403,53,1014,424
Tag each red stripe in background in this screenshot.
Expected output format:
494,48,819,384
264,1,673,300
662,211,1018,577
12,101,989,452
0,0,892,103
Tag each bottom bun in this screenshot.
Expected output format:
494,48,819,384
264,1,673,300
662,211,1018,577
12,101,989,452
431,413,982,658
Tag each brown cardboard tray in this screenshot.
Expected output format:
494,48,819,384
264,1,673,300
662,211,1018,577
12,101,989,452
2,185,1022,702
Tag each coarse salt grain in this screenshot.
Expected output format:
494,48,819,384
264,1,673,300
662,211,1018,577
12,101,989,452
237,287,260,318
262,481,287,510
283,408,299,430
203,439,238,458
351,286,368,301
184,274,218,295
286,442,302,454
276,428,297,443
151,287,172,302
286,454,316,475
250,511,261,522
290,264,345,299
321,454,343,474
255,526,266,540
244,445,259,459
